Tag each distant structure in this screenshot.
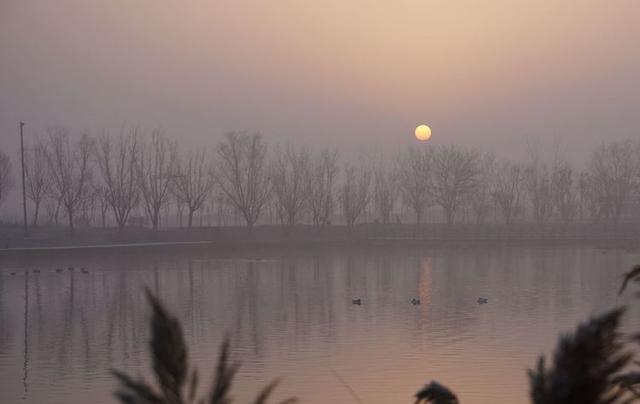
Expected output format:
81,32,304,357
19,121,27,235
128,215,147,227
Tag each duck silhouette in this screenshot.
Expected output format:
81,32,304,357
352,298,362,305
80,268,89,274
411,298,421,305
477,297,488,304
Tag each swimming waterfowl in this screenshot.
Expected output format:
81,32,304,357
352,298,362,305
55,268,63,273
477,297,488,304
80,268,89,274
411,298,421,305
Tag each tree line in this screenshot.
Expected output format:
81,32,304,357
0,128,639,232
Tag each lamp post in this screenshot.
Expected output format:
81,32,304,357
20,122,27,235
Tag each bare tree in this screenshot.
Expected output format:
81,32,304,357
137,130,177,231
24,143,51,226
78,181,98,227
270,143,311,228
309,148,339,227
577,171,604,223
585,139,638,224
175,195,185,227
173,148,214,228
469,152,496,224
372,160,398,224
553,162,578,225
94,183,110,228
339,163,371,228
42,128,93,232
493,161,526,225
398,147,431,224
44,192,63,225
524,162,555,225
0,151,14,212
216,132,271,231
94,129,140,231
430,145,480,225
161,196,173,227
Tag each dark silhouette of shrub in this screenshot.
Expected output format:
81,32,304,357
112,289,296,404
527,308,632,404
414,381,459,404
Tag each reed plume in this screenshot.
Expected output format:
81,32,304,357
528,308,632,404
112,289,296,404
414,381,459,404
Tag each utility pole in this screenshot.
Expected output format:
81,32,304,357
20,122,28,235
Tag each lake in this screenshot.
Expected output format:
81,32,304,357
0,246,638,403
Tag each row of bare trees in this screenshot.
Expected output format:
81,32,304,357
1,129,273,232
2,131,640,230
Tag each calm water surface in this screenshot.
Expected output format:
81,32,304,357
0,246,639,404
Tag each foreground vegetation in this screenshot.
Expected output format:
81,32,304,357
115,267,640,404
112,290,297,404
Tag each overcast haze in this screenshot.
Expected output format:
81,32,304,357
3,4,640,402
1,0,639,161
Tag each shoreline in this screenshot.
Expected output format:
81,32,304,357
1,223,640,259
1,233,639,258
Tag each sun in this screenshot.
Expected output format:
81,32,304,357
415,124,432,141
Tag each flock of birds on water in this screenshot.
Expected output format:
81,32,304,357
8,267,89,276
6,268,490,306
352,297,488,305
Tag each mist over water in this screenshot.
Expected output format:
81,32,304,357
0,246,637,404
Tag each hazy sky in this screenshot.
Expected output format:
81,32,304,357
1,0,639,161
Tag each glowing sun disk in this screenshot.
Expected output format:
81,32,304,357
415,124,432,141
